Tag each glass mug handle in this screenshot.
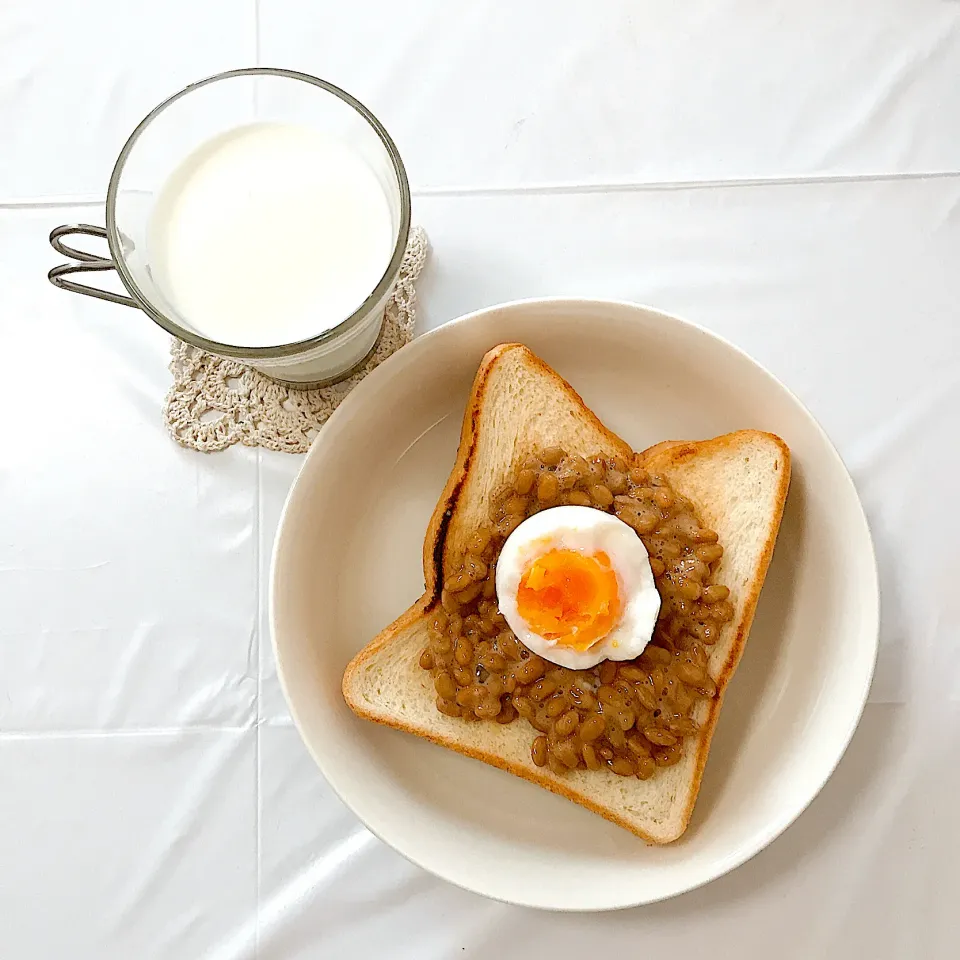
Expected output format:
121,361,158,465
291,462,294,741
47,224,138,308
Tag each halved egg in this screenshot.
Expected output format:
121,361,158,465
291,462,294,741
495,505,661,669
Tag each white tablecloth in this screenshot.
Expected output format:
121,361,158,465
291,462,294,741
2,3,958,957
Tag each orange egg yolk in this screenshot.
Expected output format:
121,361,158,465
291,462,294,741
516,549,622,651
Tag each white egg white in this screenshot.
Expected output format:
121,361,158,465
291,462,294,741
495,505,661,670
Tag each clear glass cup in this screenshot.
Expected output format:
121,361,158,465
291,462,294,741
48,68,411,387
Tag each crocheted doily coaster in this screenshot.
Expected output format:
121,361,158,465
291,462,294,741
163,226,428,453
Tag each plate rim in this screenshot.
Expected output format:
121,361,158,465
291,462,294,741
270,296,880,911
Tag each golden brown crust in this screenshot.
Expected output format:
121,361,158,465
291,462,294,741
637,431,791,833
419,344,506,599
345,672,663,841
421,343,631,604
342,344,791,843
342,610,664,842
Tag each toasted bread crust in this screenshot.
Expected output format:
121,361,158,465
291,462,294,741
343,345,790,843
422,343,632,603
344,639,670,841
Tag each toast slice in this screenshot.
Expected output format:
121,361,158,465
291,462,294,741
342,344,790,843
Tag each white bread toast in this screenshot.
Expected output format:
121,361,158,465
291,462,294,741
342,344,790,843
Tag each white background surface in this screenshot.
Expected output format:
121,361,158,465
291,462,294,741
1,2,958,957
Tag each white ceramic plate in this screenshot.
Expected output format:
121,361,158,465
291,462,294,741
271,299,878,910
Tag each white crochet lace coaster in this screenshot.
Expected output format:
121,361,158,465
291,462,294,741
163,226,428,453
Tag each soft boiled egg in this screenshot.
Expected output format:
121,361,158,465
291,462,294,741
495,505,661,670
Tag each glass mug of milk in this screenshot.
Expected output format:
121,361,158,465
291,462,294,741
49,68,411,386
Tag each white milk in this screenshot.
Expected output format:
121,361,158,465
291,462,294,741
148,122,394,348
